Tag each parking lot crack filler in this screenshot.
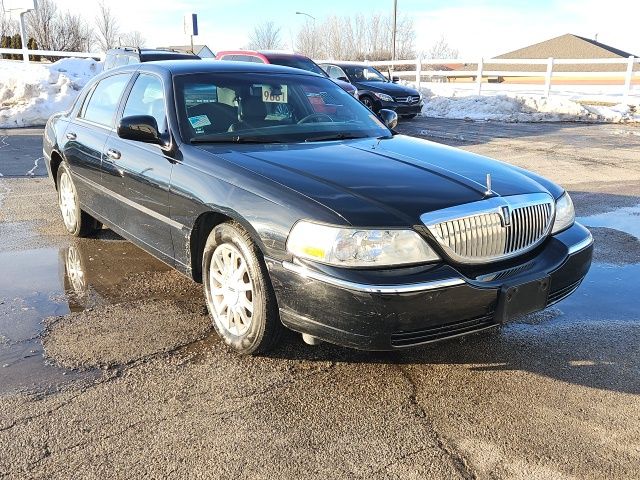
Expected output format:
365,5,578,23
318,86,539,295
397,365,477,480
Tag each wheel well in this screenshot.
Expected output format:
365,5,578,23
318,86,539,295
190,211,232,283
50,151,64,189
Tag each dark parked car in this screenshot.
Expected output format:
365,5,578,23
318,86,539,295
103,47,199,70
43,60,593,355
321,62,423,118
216,50,358,97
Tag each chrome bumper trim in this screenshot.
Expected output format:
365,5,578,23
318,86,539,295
567,230,594,255
282,261,465,294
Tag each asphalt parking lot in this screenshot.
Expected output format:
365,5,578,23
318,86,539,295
0,118,639,479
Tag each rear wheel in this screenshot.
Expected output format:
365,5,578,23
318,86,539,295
202,222,282,355
56,163,101,237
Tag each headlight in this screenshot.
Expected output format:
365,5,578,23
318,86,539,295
287,221,440,267
373,92,394,102
551,192,575,234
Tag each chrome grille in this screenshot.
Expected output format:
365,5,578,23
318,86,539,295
421,193,555,264
394,95,421,104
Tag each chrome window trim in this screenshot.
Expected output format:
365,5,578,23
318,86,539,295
282,261,465,294
420,193,555,265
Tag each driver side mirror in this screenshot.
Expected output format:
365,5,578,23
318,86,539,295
117,115,164,145
377,109,398,130
391,76,400,83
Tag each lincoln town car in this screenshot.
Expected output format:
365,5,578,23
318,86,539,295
43,61,593,354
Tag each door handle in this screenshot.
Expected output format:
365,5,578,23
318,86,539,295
66,132,77,140
106,149,121,160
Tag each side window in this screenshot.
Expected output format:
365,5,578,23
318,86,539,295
333,66,348,80
80,74,131,127
104,54,116,70
122,74,167,133
236,55,264,63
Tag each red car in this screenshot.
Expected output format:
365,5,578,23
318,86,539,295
215,50,358,97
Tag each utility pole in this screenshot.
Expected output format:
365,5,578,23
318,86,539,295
392,0,397,61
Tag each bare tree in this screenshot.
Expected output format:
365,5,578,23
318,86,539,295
26,0,92,59
425,35,459,59
295,13,415,61
295,19,322,59
94,0,119,52
119,30,146,48
247,21,284,50
1,11,18,38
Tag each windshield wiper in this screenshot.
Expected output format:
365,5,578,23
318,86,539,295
304,133,370,142
190,135,280,144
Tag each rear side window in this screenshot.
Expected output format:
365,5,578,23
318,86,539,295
80,74,131,127
122,74,167,133
221,54,264,63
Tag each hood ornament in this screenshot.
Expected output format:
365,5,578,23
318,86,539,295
484,173,493,196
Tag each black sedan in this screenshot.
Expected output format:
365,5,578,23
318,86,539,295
43,61,593,355
321,61,423,118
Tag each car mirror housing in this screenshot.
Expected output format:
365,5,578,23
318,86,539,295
391,76,400,83
377,109,398,130
117,115,163,145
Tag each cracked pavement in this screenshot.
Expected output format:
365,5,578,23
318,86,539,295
0,119,639,479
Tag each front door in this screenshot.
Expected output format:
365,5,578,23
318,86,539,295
102,73,176,264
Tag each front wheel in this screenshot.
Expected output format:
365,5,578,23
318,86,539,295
202,222,282,355
360,95,377,112
57,163,101,237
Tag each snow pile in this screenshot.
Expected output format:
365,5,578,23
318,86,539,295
416,87,640,123
0,58,102,128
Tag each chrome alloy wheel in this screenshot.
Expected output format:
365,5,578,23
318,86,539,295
65,245,86,295
59,171,77,231
208,243,254,336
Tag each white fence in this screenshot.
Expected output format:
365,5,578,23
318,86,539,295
349,57,640,101
0,47,102,61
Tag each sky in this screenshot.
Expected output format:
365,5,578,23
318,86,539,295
42,0,640,58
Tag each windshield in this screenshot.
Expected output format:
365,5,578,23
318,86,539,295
344,66,389,83
174,73,391,144
266,56,327,76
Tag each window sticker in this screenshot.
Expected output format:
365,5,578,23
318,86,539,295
188,115,212,128
262,85,288,103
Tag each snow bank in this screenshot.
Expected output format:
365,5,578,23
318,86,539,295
413,84,640,123
0,58,102,128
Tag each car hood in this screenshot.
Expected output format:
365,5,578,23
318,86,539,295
355,81,419,96
331,78,357,93
195,135,561,227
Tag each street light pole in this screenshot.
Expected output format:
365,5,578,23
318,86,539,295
392,0,397,61
295,11,316,21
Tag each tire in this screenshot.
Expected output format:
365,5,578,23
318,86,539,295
56,163,101,237
402,114,418,119
202,221,282,355
360,95,377,112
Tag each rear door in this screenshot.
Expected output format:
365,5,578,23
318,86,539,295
102,72,176,263
62,73,132,216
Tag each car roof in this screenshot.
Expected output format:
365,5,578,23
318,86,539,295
137,60,324,76
216,50,310,60
321,61,369,68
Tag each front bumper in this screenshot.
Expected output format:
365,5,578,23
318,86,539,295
366,96,423,115
266,222,593,350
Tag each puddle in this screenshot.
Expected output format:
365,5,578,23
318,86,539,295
0,239,170,394
578,204,640,240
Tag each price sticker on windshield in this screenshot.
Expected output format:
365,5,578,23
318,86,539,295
262,85,288,103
